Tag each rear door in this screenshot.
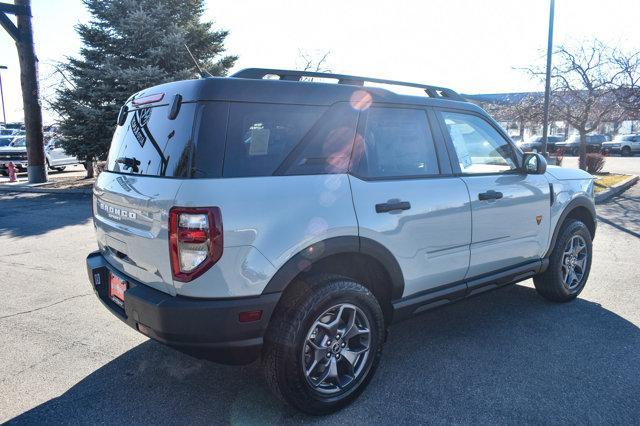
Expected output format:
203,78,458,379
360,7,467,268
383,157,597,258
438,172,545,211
349,106,471,298
93,97,201,295
436,109,550,279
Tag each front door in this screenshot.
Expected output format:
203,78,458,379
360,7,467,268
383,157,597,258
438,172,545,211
349,106,471,298
436,110,550,278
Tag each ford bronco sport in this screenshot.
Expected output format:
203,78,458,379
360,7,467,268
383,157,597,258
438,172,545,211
86,68,596,415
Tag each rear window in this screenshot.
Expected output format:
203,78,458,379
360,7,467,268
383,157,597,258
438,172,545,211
106,103,196,177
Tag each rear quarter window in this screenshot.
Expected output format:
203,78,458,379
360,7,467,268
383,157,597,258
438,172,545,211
222,102,357,177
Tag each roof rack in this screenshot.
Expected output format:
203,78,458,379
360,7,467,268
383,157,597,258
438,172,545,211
231,68,466,102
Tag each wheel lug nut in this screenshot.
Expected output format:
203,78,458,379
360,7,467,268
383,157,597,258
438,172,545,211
326,340,331,346
341,342,346,347
326,353,331,358
336,334,341,339
336,354,341,359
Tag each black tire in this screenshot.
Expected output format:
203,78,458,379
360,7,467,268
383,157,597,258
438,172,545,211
622,146,632,157
262,274,385,415
534,219,592,302
571,147,579,156
54,166,66,172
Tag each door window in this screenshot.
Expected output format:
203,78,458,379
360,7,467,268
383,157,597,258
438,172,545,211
441,111,518,174
353,107,439,178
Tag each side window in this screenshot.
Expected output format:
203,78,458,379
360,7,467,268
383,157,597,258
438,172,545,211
441,111,518,174
354,107,439,178
223,103,326,177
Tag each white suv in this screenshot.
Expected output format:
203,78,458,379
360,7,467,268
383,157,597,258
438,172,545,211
86,69,596,414
602,134,640,156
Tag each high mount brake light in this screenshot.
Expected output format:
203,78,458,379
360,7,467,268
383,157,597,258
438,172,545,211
169,207,223,282
132,93,165,106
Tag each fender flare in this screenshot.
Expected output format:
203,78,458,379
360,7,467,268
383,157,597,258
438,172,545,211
261,236,405,300
544,195,596,258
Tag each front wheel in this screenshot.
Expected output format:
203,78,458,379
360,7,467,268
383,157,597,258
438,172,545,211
534,219,592,302
622,146,632,157
262,275,385,415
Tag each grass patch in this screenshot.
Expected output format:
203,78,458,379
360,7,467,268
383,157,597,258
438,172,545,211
593,174,630,193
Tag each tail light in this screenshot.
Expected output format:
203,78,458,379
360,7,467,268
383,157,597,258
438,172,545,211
169,207,223,282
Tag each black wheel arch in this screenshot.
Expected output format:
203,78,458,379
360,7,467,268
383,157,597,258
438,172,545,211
545,195,596,259
261,236,404,323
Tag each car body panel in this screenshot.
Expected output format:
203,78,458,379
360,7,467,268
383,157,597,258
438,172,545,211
461,173,551,277
349,175,472,298
170,174,358,298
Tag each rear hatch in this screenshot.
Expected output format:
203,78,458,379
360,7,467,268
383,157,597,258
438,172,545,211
93,85,199,295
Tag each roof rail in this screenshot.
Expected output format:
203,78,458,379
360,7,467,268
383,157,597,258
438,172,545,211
231,68,466,102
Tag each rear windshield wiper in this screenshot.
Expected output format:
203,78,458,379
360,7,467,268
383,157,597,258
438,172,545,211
116,156,141,173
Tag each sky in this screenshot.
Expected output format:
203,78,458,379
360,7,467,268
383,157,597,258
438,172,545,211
1,0,639,123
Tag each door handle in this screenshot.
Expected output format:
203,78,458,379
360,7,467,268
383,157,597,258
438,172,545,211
478,190,503,201
375,201,411,213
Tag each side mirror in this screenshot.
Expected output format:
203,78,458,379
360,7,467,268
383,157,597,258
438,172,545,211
523,152,547,174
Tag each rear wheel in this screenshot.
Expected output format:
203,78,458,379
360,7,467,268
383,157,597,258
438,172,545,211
262,275,385,415
534,219,592,302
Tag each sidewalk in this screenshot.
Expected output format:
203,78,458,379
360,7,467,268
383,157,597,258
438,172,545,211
0,164,93,194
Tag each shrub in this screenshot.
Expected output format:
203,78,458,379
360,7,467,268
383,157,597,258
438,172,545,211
585,153,606,174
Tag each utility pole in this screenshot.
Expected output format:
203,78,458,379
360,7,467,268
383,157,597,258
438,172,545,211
0,0,47,183
541,0,555,157
0,65,6,125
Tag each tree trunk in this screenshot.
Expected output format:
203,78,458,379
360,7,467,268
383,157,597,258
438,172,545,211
519,122,525,139
578,131,587,171
564,122,569,140
15,0,47,183
83,160,95,178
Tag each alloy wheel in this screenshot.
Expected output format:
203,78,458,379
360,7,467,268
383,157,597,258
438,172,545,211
561,235,588,290
302,303,371,395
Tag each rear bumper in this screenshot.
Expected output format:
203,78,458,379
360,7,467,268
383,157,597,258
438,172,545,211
86,251,280,365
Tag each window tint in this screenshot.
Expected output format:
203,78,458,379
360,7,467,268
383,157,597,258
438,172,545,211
280,102,358,175
442,111,517,174
223,103,326,177
107,103,196,177
354,107,438,178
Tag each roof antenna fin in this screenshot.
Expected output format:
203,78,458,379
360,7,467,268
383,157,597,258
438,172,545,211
184,44,212,78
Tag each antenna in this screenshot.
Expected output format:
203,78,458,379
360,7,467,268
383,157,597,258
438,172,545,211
184,44,212,78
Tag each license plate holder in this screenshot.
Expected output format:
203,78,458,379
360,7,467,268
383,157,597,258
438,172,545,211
109,273,128,308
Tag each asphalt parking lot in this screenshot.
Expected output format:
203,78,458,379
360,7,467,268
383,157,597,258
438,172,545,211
1,162,639,424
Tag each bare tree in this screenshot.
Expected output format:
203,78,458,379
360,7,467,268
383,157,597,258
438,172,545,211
296,49,331,81
610,49,640,120
524,40,625,169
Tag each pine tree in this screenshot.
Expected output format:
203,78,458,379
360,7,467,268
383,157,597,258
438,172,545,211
52,0,237,177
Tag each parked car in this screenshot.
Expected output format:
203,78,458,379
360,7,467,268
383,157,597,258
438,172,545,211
0,136,80,175
555,134,608,155
86,69,596,414
0,135,15,147
517,135,565,153
0,128,19,136
601,134,640,156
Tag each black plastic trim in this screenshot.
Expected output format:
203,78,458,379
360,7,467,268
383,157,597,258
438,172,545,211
86,251,280,365
261,236,405,300
544,196,597,258
391,259,545,322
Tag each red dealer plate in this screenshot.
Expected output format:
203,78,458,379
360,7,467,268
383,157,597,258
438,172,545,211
109,273,128,307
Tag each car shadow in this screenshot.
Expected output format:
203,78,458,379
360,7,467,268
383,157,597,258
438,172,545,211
0,192,92,238
7,284,640,424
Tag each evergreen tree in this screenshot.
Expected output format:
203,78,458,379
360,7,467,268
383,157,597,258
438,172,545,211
52,0,237,176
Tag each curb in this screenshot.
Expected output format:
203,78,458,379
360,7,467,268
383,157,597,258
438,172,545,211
595,175,638,204
0,184,92,195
